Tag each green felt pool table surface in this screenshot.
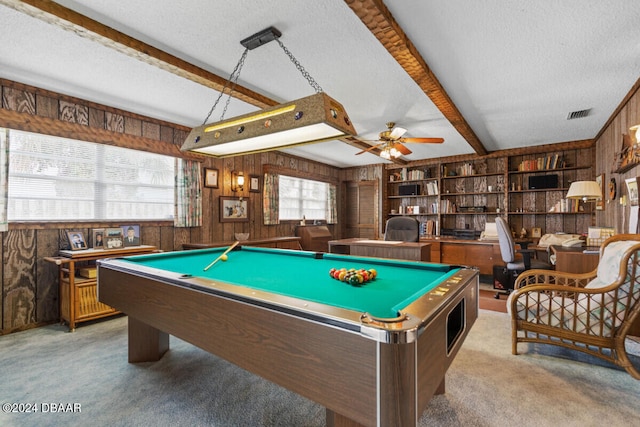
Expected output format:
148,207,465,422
118,246,460,319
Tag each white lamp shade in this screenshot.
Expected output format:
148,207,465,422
566,181,601,201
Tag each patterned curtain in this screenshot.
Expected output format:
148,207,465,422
326,183,337,224
174,158,202,227
263,172,279,225
0,129,8,232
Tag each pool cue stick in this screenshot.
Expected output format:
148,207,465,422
203,241,240,271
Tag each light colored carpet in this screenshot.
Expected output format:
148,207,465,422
1,310,639,427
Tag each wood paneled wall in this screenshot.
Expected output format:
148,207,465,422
595,79,640,232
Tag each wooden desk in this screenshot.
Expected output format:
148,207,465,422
421,238,502,276
550,245,599,274
328,238,431,262
45,245,158,331
183,236,302,251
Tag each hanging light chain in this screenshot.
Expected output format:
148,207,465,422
275,38,323,94
201,47,249,125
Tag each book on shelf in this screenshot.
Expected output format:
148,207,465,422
425,180,439,195
518,155,564,171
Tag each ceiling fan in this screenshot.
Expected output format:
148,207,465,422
356,122,444,159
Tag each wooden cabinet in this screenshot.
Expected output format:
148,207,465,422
45,245,157,331
429,239,501,276
296,225,333,252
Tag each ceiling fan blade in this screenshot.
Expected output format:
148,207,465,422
393,142,412,155
355,142,385,155
389,127,407,139
400,137,445,144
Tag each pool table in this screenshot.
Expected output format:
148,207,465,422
97,246,478,427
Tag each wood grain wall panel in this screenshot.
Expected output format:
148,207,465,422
141,225,161,249
3,86,36,114
142,121,160,141
105,111,124,132
160,125,175,144
173,227,191,251
595,80,640,233
88,107,105,130
3,230,37,330
36,229,60,323
59,101,88,125
124,116,142,136
36,95,58,119
160,225,175,252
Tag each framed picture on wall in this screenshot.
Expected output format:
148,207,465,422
204,168,219,188
595,173,605,211
249,175,261,193
626,177,638,206
220,197,249,222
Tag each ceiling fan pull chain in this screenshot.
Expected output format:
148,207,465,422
201,47,250,125
276,38,323,93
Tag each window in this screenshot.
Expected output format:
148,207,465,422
278,175,329,220
7,130,175,221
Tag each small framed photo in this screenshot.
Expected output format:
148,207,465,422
595,173,605,211
249,175,261,193
626,177,638,206
92,228,105,249
531,227,542,238
121,224,141,246
220,197,249,222
67,231,87,250
204,168,219,188
105,228,124,249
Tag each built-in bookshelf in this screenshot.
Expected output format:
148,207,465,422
384,144,595,237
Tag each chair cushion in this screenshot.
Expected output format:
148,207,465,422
591,240,638,285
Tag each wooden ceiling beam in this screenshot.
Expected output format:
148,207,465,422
0,0,277,110
344,0,488,156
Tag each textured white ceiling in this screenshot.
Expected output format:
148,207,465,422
1,0,639,167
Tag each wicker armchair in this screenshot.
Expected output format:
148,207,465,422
507,234,640,379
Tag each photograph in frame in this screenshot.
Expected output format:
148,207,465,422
204,168,219,188
595,173,605,211
249,175,261,193
220,197,249,222
67,231,87,250
626,177,638,206
92,228,105,249
121,224,141,246
105,228,124,249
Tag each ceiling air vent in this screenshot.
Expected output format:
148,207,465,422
566,109,591,120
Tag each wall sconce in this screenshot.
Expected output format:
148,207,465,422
231,171,245,192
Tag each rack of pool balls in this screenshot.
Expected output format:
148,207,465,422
329,267,377,286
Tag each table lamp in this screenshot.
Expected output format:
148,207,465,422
566,181,602,202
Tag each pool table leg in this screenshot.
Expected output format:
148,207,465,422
128,316,169,363
325,409,365,427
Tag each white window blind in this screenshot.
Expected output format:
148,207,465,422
278,175,328,220
8,130,175,221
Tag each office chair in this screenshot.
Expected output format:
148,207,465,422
494,216,552,297
384,216,420,242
